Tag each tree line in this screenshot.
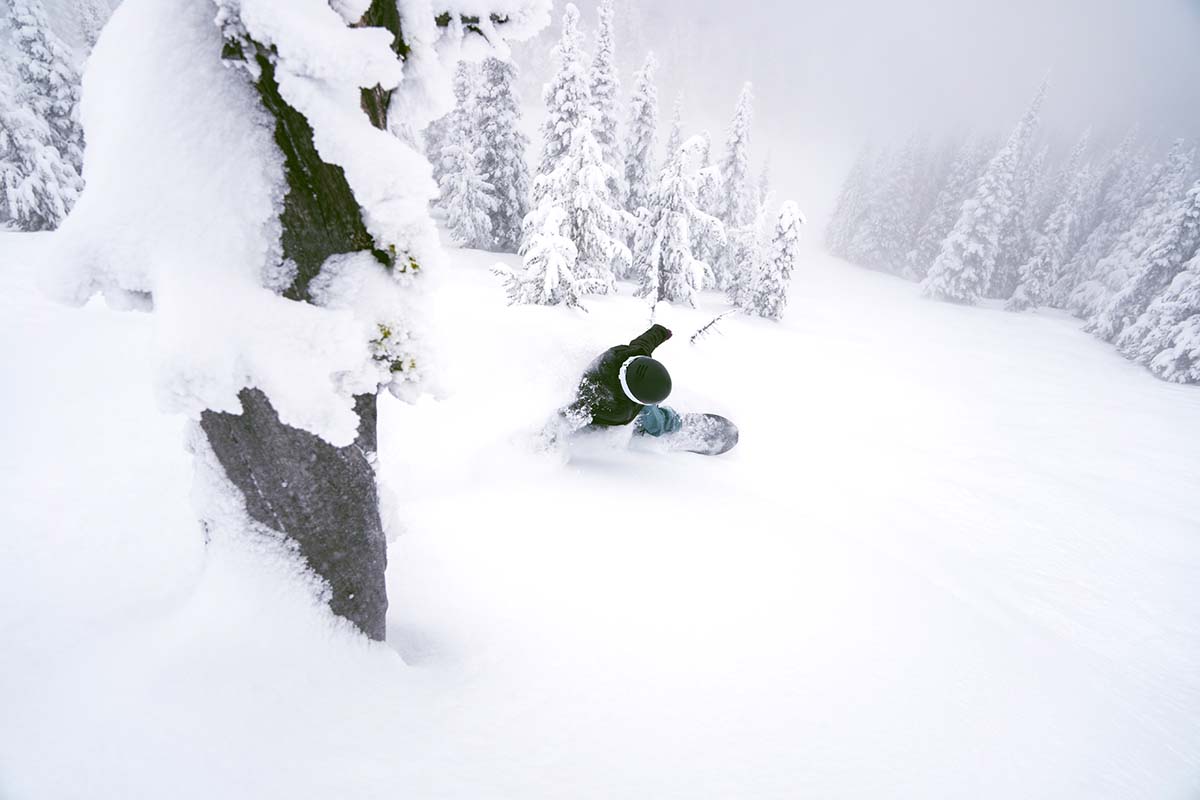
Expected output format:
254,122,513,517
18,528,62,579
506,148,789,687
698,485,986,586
827,85,1200,384
427,1,804,320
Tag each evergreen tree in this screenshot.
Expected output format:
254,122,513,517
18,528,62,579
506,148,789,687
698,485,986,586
476,57,531,252
427,61,476,189
588,0,621,198
633,136,725,306
989,143,1048,297
1103,180,1200,350
726,199,772,309
1064,137,1148,316
1082,140,1194,337
538,4,591,179
1006,132,1090,311
855,137,922,273
826,145,876,259
692,130,722,274
0,68,81,230
440,125,496,249
713,82,755,289
0,0,85,230
750,201,804,320
663,94,684,163
10,0,83,172
1137,248,1200,383
921,84,1045,304
622,52,659,218
526,110,630,294
494,206,594,308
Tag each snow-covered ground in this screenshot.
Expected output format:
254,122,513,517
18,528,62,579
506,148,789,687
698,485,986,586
2,233,1199,798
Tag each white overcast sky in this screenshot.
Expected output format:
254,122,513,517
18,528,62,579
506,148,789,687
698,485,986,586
516,0,1200,223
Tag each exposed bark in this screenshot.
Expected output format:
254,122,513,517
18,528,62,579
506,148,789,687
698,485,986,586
200,4,407,640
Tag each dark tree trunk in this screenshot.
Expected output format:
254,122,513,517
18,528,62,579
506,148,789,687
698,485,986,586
202,5,406,641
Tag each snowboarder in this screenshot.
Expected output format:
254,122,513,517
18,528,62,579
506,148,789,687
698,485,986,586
564,323,683,436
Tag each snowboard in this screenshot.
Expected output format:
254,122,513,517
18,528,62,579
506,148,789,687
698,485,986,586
640,412,739,456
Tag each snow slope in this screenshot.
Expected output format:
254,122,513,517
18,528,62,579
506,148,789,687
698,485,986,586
2,231,1199,798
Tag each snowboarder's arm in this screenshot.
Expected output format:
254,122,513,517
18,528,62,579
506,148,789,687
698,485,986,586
635,405,682,437
628,324,672,356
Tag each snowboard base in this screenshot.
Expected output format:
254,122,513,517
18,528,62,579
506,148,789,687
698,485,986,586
638,412,738,456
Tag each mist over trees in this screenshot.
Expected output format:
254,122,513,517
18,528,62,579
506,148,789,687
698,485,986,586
827,83,1200,385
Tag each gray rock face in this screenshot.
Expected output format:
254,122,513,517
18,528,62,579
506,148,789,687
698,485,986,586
201,390,388,640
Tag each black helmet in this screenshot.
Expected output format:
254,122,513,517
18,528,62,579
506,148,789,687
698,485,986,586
620,356,672,404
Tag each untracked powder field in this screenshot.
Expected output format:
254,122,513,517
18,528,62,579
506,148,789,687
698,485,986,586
2,237,1199,798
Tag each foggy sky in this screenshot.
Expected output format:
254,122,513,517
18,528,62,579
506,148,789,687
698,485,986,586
517,0,1200,223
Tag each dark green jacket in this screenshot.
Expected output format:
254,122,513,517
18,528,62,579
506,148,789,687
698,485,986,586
566,324,673,427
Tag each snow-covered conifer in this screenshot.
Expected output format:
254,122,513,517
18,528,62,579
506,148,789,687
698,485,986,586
440,126,496,249
691,130,722,271
990,143,1048,297
663,95,683,163
1082,141,1194,337
427,61,476,190
1064,137,1148,316
1135,248,1200,383
526,113,629,293
905,136,990,279
921,84,1045,304
538,4,591,179
717,82,754,231
9,0,83,172
494,206,592,308
622,52,659,218
749,201,804,320
855,137,922,274
589,0,621,197
476,57,531,252
826,146,876,259
712,82,755,289
725,199,773,309
633,135,725,306
0,69,81,230
1102,180,1200,352
1006,133,1090,311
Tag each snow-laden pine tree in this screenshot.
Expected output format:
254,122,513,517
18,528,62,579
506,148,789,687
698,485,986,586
476,57,531,253
51,0,549,640
713,82,755,290
749,201,804,320
826,146,876,259
589,0,621,198
1133,248,1200,383
663,94,683,164
633,135,725,306
427,61,476,190
0,0,85,230
904,135,990,279
921,84,1045,304
525,106,629,294
726,198,773,309
756,151,773,211
440,125,497,249
853,137,922,274
9,0,84,173
1082,140,1194,337
692,130,722,274
989,142,1048,297
622,52,659,219
538,4,590,179
494,206,593,308
1064,137,1148,316
0,68,81,230
1101,180,1200,353
1006,133,1091,311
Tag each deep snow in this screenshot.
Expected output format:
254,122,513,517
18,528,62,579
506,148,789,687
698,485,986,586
2,233,1199,798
